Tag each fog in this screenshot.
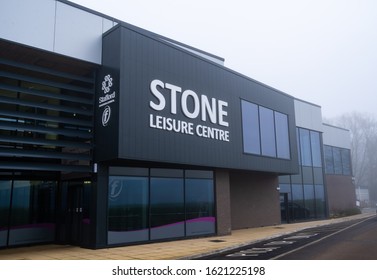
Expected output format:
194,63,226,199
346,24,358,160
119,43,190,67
70,0,377,119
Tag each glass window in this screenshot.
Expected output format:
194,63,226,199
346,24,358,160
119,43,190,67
241,100,291,160
299,128,312,166
108,176,149,244
8,181,56,246
313,167,324,184
291,184,306,220
324,145,334,174
185,178,215,236
241,100,260,155
315,185,326,218
279,183,292,201
304,184,315,218
296,128,301,165
150,178,184,240
310,131,322,167
0,181,11,247
275,112,290,159
333,147,342,174
107,168,215,244
341,149,352,175
259,106,276,157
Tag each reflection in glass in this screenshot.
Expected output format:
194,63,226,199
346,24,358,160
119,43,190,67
333,147,342,174
279,128,327,221
8,181,56,246
315,185,326,218
341,149,352,175
150,178,184,240
275,112,290,159
300,128,312,166
185,179,215,236
107,169,215,244
108,176,149,244
310,131,322,167
241,100,260,154
291,184,307,220
304,184,315,218
241,100,291,159
324,145,334,174
0,181,11,247
260,106,276,157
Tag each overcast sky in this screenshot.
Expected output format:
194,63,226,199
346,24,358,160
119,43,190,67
70,0,377,119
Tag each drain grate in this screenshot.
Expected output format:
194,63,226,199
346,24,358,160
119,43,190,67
209,239,226,243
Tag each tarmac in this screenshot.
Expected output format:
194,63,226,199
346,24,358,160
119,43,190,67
0,212,375,260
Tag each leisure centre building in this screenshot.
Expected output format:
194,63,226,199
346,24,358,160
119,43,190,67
0,0,355,249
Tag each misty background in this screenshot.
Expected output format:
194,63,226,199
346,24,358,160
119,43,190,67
70,0,377,204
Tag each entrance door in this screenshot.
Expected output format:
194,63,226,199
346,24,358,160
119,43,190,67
67,184,83,245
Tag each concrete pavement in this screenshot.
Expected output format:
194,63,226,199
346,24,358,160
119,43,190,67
0,213,374,260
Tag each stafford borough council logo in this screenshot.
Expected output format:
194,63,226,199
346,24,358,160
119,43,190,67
102,74,113,94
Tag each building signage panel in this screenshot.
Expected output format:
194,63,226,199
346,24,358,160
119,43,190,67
148,79,230,142
98,24,299,174
95,65,120,162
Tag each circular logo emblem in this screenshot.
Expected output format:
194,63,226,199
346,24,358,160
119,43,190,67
102,105,111,126
102,74,113,94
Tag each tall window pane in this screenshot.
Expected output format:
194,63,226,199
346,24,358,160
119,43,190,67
333,147,342,174
310,131,322,167
108,176,149,244
296,127,301,165
185,179,215,236
300,129,312,166
150,178,184,240
324,145,334,174
0,181,11,247
9,181,56,246
260,106,276,157
241,100,260,154
291,184,306,220
304,184,315,218
341,149,352,175
275,112,290,159
315,185,326,218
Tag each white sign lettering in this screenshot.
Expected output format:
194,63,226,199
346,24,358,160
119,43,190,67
149,79,230,142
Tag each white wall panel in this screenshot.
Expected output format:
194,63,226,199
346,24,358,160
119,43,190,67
322,124,351,149
0,0,55,51
103,18,116,34
294,99,323,132
54,2,103,63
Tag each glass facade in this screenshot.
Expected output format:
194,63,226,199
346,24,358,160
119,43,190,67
324,145,352,176
241,100,290,159
0,180,56,248
107,168,215,245
150,177,185,240
279,128,326,222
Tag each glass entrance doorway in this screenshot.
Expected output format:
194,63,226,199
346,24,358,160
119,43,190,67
67,184,83,245
58,181,91,247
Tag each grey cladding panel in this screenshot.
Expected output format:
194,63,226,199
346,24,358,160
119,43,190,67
99,25,299,174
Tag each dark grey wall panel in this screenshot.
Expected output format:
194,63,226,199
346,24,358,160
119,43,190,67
98,24,299,174
95,27,121,162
